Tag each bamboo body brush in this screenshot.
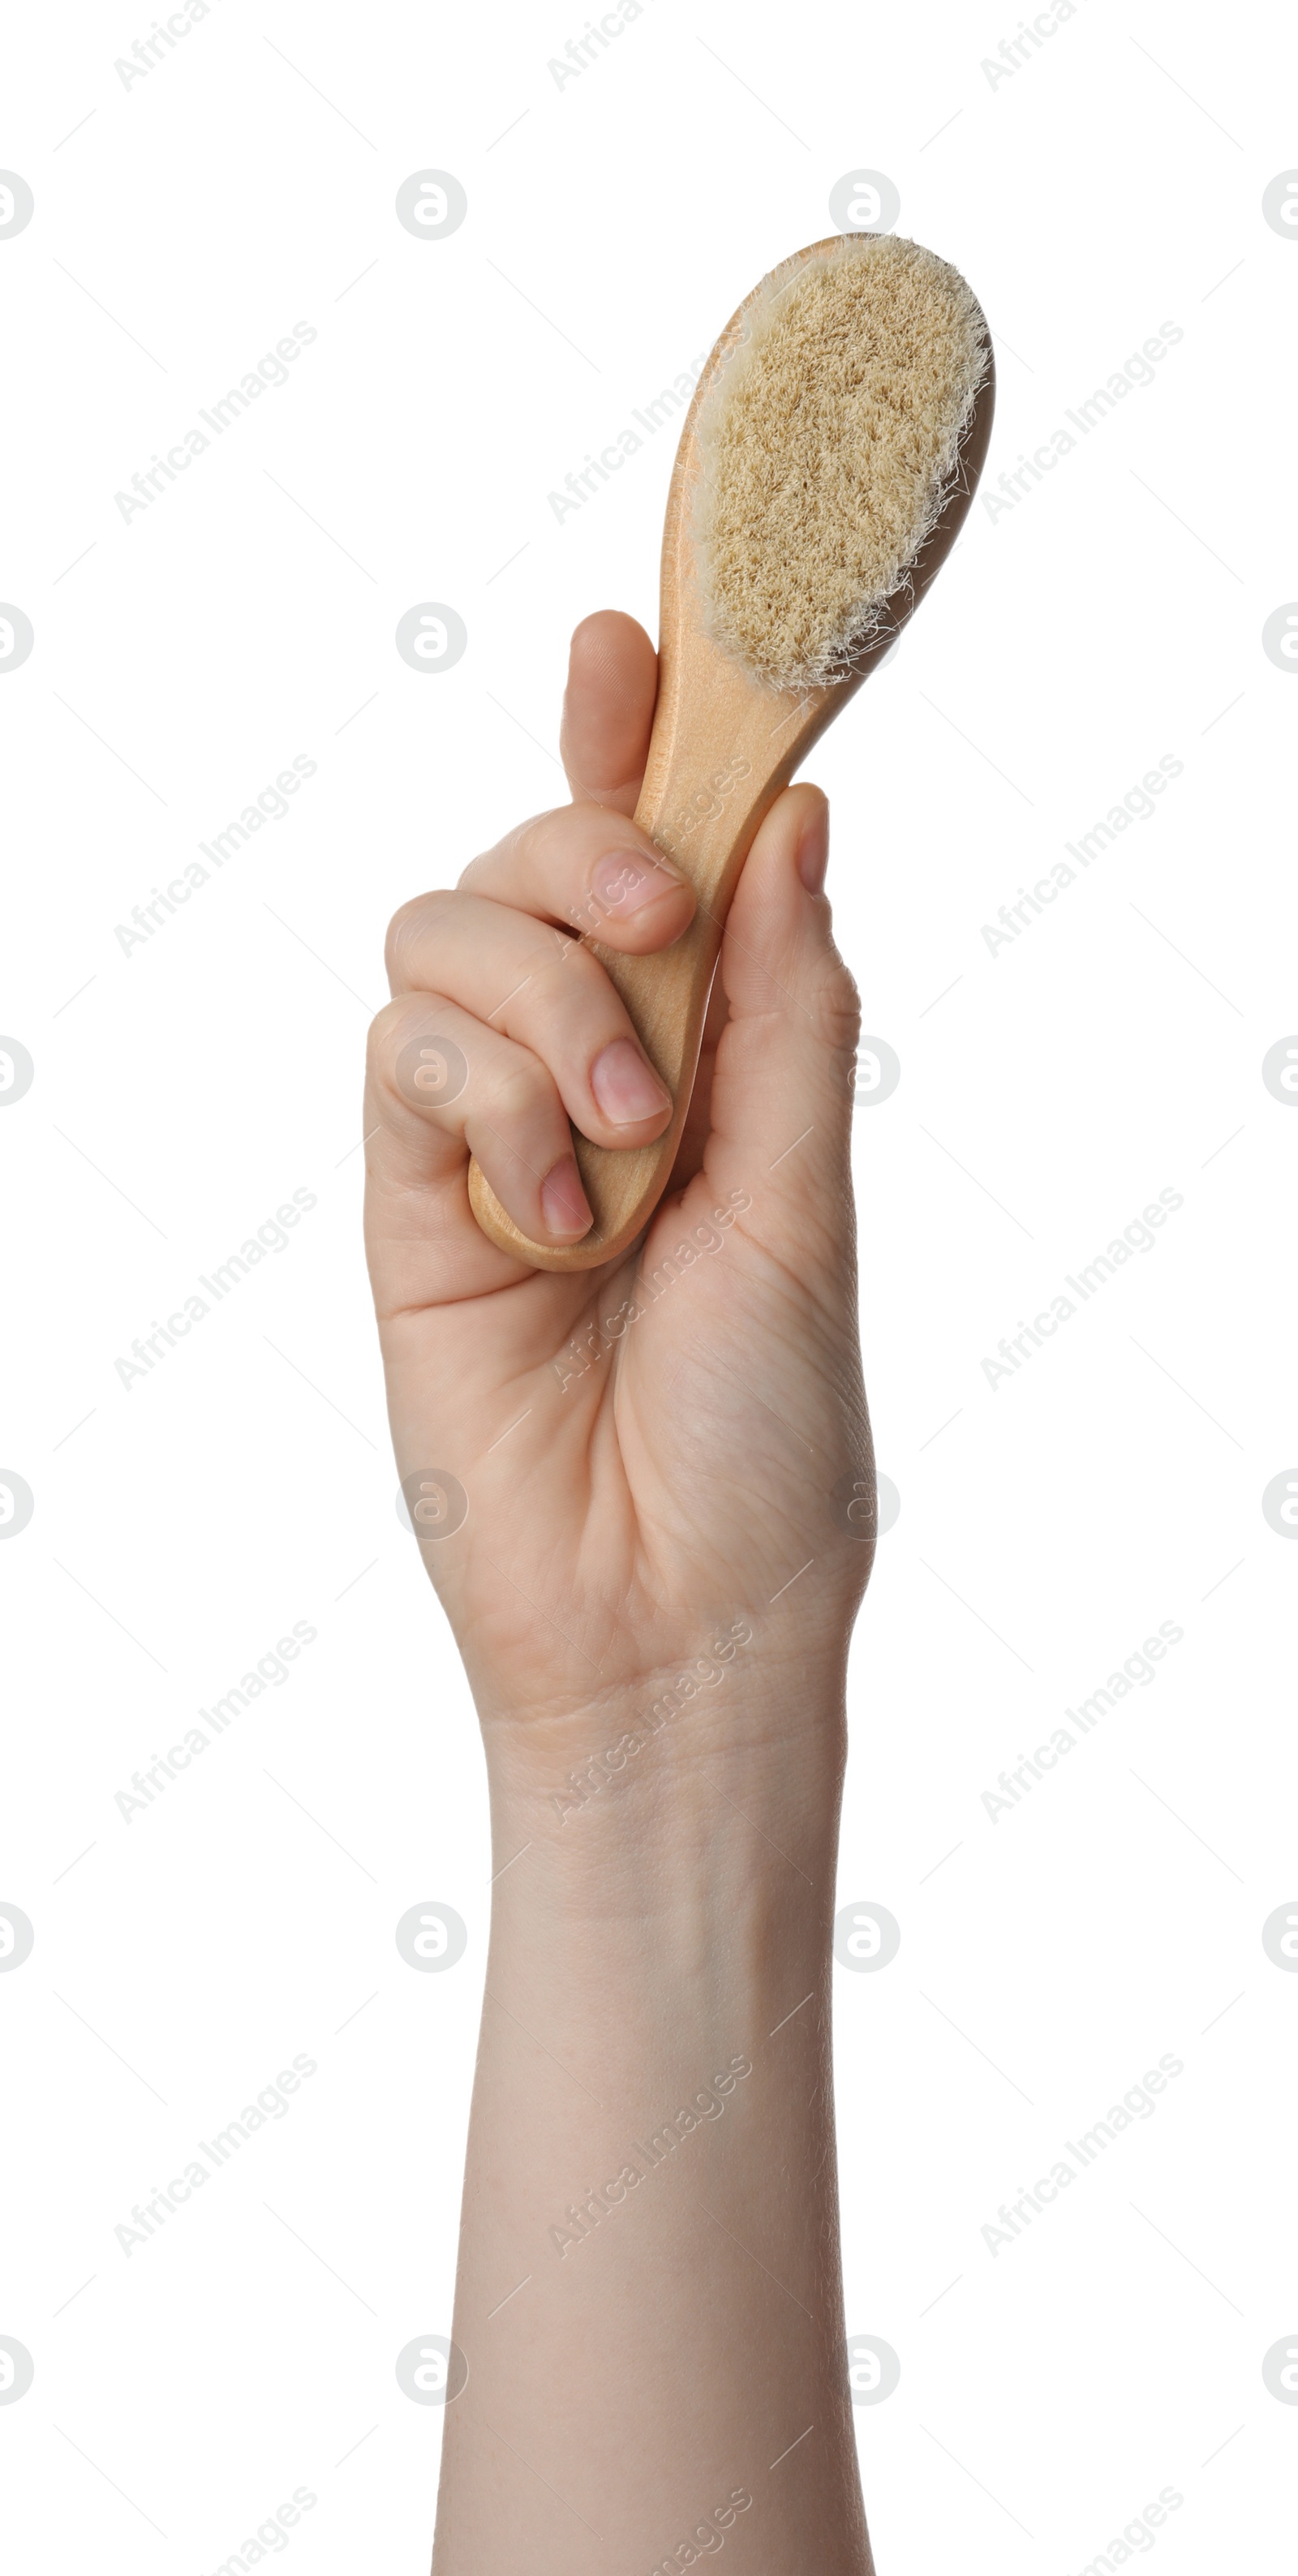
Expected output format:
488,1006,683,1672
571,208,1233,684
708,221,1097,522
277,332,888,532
468,230,995,1272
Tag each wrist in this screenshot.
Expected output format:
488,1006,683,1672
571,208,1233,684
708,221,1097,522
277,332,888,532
479,1624,847,1792
480,1668,846,1969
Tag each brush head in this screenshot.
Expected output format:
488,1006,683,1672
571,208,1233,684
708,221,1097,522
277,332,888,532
690,233,991,695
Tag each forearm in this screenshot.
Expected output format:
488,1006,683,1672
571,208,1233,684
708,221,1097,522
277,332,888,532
432,1689,872,2574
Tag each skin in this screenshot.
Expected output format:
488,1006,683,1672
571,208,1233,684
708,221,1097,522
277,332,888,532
363,610,877,2574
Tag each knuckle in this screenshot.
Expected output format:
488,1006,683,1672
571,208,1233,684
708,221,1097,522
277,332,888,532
365,994,457,1098
514,803,567,857
466,807,564,891
539,801,655,878
384,891,452,985
547,925,598,981
486,1058,552,1129
383,896,422,984
810,953,862,1053
525,930,598,1006
366,996,414,1069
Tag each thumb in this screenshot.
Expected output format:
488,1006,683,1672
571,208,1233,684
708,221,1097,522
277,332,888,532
703,782,861,1269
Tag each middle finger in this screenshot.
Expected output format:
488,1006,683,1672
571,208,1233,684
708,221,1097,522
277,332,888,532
386,890,674,1147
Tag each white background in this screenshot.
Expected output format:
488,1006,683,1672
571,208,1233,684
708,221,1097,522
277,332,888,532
2,2,1296,2570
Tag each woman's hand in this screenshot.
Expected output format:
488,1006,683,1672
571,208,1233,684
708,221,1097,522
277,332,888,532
363,610,875,1778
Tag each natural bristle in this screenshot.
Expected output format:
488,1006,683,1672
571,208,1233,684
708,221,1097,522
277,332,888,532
691,234,990,693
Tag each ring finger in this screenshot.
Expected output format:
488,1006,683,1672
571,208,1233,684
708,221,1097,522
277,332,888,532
365,990,593,1247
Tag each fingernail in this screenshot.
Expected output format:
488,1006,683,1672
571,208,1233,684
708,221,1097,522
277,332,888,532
540,1154,592,1238
591,1037,672,1127
591,849,685,917
797,804,830,895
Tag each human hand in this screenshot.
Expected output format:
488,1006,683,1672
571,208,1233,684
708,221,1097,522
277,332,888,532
363,609,875,1780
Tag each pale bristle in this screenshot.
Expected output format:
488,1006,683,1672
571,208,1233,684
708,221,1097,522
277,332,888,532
691,234,990,694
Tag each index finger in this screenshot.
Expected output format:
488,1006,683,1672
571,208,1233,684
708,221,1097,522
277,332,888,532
559,610,658,814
